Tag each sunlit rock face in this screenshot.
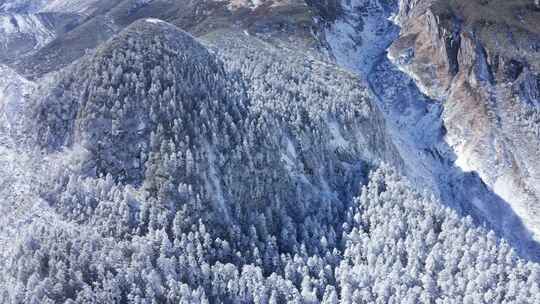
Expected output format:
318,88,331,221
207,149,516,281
388,0,540,243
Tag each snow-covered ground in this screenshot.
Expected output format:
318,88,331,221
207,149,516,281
40,0,100,15
0,64,91,266
0,65,34,141
145,18,165,24
0,0,49,13
0,0,101,15
0,67,48,257
0,13,57,56
325,0,397,76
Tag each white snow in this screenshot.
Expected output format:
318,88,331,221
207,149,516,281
280,136,297,173
0,73,74,255
204,142,230,222
324,0,398,75
0,65,34,138
0,0,102,15
493,174,540,241
328,121,348,148
145,18,165,24
447,133,475,173
42,0,102,15
0,14,56,51
0,0,49,13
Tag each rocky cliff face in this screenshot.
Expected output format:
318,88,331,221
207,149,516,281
320,0,540,257
388,0,540,242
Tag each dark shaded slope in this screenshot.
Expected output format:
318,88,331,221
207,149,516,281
34,19,240,184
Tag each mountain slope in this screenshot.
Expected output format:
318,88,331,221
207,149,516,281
0,12,81,62
8,0,328,78
322,0,540,258
1,17,538,303
17,17,397,257
0,1,540,303
388,0,540,244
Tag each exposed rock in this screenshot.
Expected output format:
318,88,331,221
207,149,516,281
389,0,540,243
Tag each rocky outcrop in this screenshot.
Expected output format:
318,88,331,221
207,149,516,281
389,0,540,242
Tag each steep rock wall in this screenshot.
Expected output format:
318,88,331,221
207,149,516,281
388,0,540,242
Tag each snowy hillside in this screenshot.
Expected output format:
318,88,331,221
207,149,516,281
0,0,539,303
0,64,33,139
0,0,101,14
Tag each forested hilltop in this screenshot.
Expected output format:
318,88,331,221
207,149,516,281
0,19,539,303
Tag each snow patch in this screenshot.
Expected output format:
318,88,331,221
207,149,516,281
493,175,540,241
328,121,348,148
227,0,280,11
280,136,297,173
145,18,165,24
42,0,102,15
0,65,34,139
0,14,56,50
447,135,475,173
324,0,398,75
204,142,230,222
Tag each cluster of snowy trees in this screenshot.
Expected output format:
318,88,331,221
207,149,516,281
2,165,539,303
30,20,390,256
1,20,538,303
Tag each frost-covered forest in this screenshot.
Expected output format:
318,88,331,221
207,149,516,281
0,19,539,303
3,164,540,303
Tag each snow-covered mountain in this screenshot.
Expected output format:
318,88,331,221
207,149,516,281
0,0,102,14
0,12,83,62
1,0,539,303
